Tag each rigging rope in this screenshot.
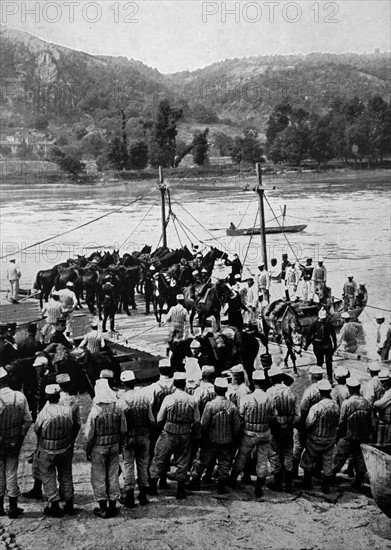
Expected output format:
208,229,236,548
263,194,301,263
0,186,157,260
173,200,222,248
242,209,259,269
119,199,158,250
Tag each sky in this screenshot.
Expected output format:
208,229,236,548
2,1,390,73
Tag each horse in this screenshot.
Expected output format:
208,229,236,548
153,270,179,324
183,281,233,332
35,267,59,308
263,301,303,374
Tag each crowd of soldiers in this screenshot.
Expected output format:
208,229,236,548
0,340,390,520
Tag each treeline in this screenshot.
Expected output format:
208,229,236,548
265,96,391,166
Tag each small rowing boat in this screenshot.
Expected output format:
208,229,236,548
361,444,391,519
226,223,307,236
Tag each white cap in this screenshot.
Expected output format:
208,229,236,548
346,377,360,388
0,367,8,379
46,384,61,395
201,365,215,374
100,369,114,379
252,370,265,381
190,339,201,349
230,364,244,374
368,363,381,373
66,281,74,287
341,312,350,319
318,257,324,263
214,377,228,389
149,265,156,271
176,293,184,300
33,356,49,366
318,308,327,319
268,366,283,378
335,366,349,378
51,290,60,297
309,366,324,375
173,372,186,381
317,379,332,391
56,373,71,384
234,274,241,280
378,369,391,381
120,370,136,382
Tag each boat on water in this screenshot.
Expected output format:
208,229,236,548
361,444,391,519
226,223,307,236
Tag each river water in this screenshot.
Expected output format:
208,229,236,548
0,170,390,351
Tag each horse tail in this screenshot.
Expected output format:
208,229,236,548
34,271,42,291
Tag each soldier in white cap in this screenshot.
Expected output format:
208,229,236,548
230,370,277,498
375,315,391,361
56,373,81,436
144,265,156,315
300,379,340,494
300,258,314,303
243,276,258,327
164,294,189,341
149,372,200,500
6,259,21,304
34,384,78,517
363,363,384,406
304,308,337,383
342,276,358,310
257,263,270,303
312,258,327,303
355,283,368,308
79,322,105,355
331,366,350,408
85,378,127,518
41,291,63,342
0,366,32,518
266,367,300,493
332,378,376,490
285,262,301,301
118,370,155,508
374,369,391,446
229,364,251,409
58,282,77,337
193,366,216,416
188,377,241,495
337,312,359,353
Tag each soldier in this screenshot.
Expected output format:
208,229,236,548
374,369,391,446
257,263,270,303
300,258,314,302
149,372,200,500
144,265,156,315
337,312,359,353
0,366,32,518
164,294,190,341
285,262,301,301
49,318,74,350
229,364,251,409
118,371,155,508
267,367,300,493
243,276,258,328
375,315,391,361
85,378,127,518
331,366,350,408
58,281,77,337
312,258,327,301
269,258,282,300
184,340,202,394
230,370,277,498
293,366,323,476
333,378,376,490
78,322,105,354
280,253,290,284
102,276,117,333
193,366,216,416
56,373,81,438
363,363,384,406
189,377,241,495
6,259,21,304
17,323,43,358
355,283,368,308
300,379,340,494
41,291,63,342
304,308,337,382
342,276,358,310
34,384,78,517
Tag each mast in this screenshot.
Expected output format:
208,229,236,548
256,163,268,270
159,166,167,248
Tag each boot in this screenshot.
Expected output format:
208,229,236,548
107,500,118,518
147,477,158,496
187,477,201,491
176,481,187,500
93,500,108,518
284,471,294,494
23,479,43,500
267,472,283,492
138,488,149,506
0,496,5,516
321,475,332,495
43,500,62,518
217,479,228,495
344,460,355,478
228,471,239,489
159,475,168,489
63,499,75,515
123,490,135,509
351,473,365,491
254,477,265,498
300,470,313,491
8,497,23,519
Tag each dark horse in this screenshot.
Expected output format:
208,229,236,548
262,301,303,374
183,281,233,332
153,270,179,324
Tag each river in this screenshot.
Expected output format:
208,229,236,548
0,170,390,351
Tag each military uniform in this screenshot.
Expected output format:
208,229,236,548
343,279,358,309
149,387,200,483
85,385,127,508
293,378,322,465
333,390,376,482
374,371,391,446
191,391,241,488
364,376,385,406
118,386,155,495
0,374,32,517
332,383,350,408
193,380,216,416
102,281,117,333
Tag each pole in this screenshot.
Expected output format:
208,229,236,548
256,163,268,270
159,166,167,248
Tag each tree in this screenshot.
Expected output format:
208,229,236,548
49,146,85,178
231,129,264,166
149,99,183,168
192,128,209,166
128,140,148,169
81,132,105,158
309,117,334,166
106,136,128,170
213,132,234,156
34,115,49,132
